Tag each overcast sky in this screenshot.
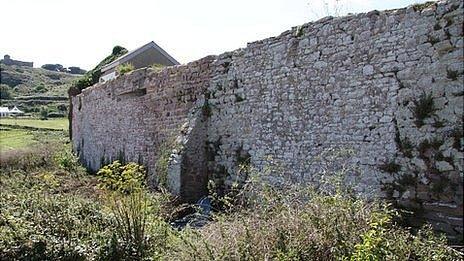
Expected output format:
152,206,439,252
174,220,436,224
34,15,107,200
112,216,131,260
0,0,428,70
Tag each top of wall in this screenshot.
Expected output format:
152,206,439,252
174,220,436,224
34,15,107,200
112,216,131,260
77,0,460,97
78,55,218,97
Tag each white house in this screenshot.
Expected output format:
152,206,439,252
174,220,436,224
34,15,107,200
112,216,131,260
0,106,24,117
0,107,9,117
99,41,180,83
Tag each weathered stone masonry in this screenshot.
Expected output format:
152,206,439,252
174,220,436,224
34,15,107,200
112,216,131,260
72,0,463,240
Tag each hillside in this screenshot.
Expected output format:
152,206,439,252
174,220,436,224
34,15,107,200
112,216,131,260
0,64,79,117
0,46,127,117
0,64,78,97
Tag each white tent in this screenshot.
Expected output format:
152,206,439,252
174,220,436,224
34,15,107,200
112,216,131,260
9,106,24,115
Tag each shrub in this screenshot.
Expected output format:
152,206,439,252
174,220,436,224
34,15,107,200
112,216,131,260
0,144,176,260
54,149,80,172
0,172,111,260
35,83,48,93
41,63,64,72
352,223,460,260
202,102,213,117
101,191,174,260
418,137,444,159
97,161,146,193
39,106,49,120
103,191,151,259
116,63,135,75
412,92,436,127
0,194,112,260
48,112,65,118
412,1,435,11
2,144,462,260
428,35,440,45
57,104,67,112
97,184,176,260
151,63,166,72
399,137,414,158
447,69,459,80
0,84,12,99
379,160,401,173
112,45,126,55
451,128,463,150
155,138,181,188
164,168,463,260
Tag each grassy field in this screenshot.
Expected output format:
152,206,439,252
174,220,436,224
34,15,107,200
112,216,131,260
0,117,68,130
0,118,68,154
0,128,36,152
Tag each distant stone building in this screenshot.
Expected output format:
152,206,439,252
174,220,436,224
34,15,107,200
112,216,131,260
0,55,33,67
99,41,180,83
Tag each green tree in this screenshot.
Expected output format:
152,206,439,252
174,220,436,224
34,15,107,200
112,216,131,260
0,84,12,99
40,106,49,120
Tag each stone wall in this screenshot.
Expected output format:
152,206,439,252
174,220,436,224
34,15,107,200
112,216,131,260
71,0,463,240
71,56,215,200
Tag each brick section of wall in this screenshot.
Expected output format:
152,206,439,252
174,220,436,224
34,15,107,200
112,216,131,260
71,56,216,195
72,0,463,240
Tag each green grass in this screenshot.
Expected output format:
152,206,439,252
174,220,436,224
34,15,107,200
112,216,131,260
0,117,68,130
0,128,36,152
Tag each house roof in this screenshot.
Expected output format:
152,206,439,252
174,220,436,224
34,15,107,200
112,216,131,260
0,107,9,113
101,41,180,73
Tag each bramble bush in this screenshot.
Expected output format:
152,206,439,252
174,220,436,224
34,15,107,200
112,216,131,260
0,144,111,260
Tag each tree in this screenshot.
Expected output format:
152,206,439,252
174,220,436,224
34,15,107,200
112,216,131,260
40,106,49,120
57,104,68,112
0,84,12,99
41,64,65,72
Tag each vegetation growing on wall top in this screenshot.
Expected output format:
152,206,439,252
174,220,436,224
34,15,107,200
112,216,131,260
151,63,166,72
116,63,135,75
68,46,128,96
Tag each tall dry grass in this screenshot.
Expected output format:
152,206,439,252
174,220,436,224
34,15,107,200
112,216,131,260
164,166,463,260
